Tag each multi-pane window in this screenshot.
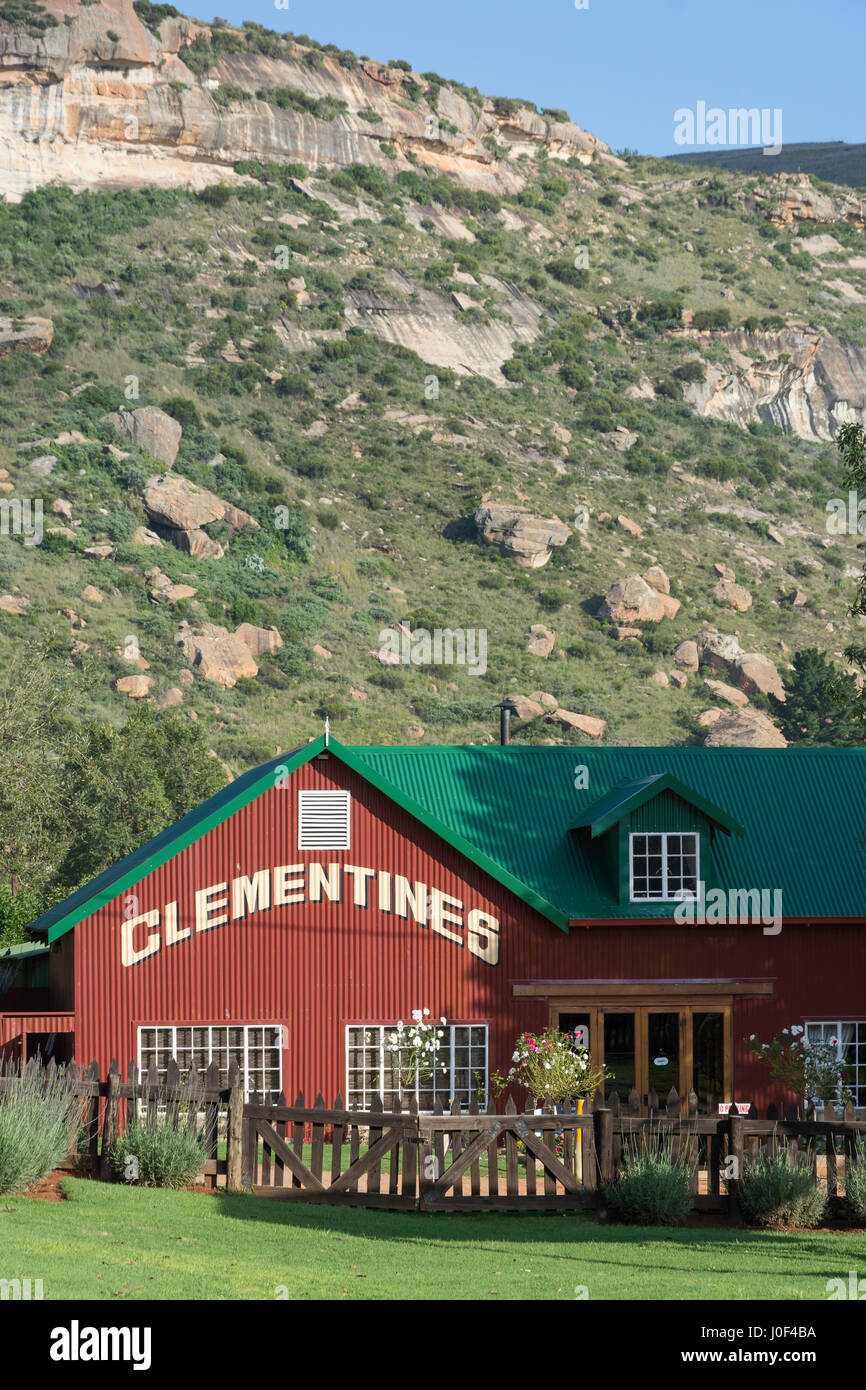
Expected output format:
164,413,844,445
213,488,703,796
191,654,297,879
138,1024,283,1102
630,832,699,901
346,1024,488,1111
805,1021,866,1108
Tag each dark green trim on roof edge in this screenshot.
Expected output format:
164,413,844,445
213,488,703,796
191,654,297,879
569,773,745,839
37,737,570,944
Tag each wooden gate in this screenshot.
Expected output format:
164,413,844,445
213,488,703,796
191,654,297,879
243,1092,419,1206
418,1097,594,1211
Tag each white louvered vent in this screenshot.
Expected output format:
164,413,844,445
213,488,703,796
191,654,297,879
298,790,351,850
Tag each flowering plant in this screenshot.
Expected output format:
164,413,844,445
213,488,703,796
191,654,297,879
745,1026,852,1111
492,1027,608,1104
387,1009,447,1091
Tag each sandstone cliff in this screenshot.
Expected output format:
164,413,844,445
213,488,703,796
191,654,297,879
0,0,614,201
681,329,866,442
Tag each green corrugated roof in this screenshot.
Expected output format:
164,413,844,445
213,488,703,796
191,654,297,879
30,741,866,941
351,745,866,920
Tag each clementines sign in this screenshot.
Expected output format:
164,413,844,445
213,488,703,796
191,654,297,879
119,862,501,968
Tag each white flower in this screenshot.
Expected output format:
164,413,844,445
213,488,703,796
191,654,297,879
440,1017,447,1025
423,1008,430,1016
791,1025,804,1035
749,1034,756,1041
781,1028,789,1035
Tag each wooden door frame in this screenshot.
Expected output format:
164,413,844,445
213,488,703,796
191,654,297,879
548,995,734,1115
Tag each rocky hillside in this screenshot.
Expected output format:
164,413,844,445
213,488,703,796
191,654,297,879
1,1,865,765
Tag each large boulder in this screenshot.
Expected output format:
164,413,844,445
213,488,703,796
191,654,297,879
714,579,753,612
599,575,666,624
643,565,670,595
527,624,556,658
546,709,607,738
474,502,570,568
116,674,152,698
703,709,787,747
102,407,182,467
700,633,785,701
234,623,283,657
701,633,743,676
175,622,259,688
143,473,258,559
674,640,700,672
506,695,545,719
735,652,786,702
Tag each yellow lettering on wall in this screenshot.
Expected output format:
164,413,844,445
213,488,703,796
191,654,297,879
394,875,427,925
195,882,228,932
309,863,341,903
231,870,271,920
466,908,500,966
344,865,376,907
163,900,189,946
430,888,463,946
274,864,305,905
121,909,161,966
377,870,392,912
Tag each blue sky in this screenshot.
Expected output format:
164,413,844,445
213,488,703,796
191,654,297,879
181,0,865,155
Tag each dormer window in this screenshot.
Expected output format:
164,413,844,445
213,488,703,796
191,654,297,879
630,832,699,902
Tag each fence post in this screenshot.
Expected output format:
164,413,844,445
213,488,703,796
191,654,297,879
100,1065,121,1181
226,1060,244,1193
594,1105,613,1212
728,1114,745,1221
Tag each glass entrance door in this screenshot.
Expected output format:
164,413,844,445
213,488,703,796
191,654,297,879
647,1011,680,1103
555,1001,730,1115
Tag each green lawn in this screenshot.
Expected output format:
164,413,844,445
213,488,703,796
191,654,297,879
0,1178,860,1300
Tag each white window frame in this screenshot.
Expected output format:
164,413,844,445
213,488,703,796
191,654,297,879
137,1023,283,1102
345,1023,489,1112
804,1020,866,1109
298,789,351,850
629,832,699,902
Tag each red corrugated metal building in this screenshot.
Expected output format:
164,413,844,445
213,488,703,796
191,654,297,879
6,736,866,1115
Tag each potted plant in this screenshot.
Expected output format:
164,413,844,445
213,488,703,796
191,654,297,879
745,1026,852,1117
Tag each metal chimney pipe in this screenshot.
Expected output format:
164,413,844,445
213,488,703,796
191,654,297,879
499,699,515,746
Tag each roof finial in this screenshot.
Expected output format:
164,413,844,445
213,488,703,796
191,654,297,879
324,715,330,747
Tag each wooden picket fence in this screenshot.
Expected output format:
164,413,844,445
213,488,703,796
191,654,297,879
241,1085,866,1215
0,1055,237,1190
4,1060,866,1217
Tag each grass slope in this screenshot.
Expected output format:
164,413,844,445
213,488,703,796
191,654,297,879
1,1178,861,1300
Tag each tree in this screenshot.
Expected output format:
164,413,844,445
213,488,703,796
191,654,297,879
768,648,866,745
835,422,866,680
0,642,80,902
55,705,227,891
